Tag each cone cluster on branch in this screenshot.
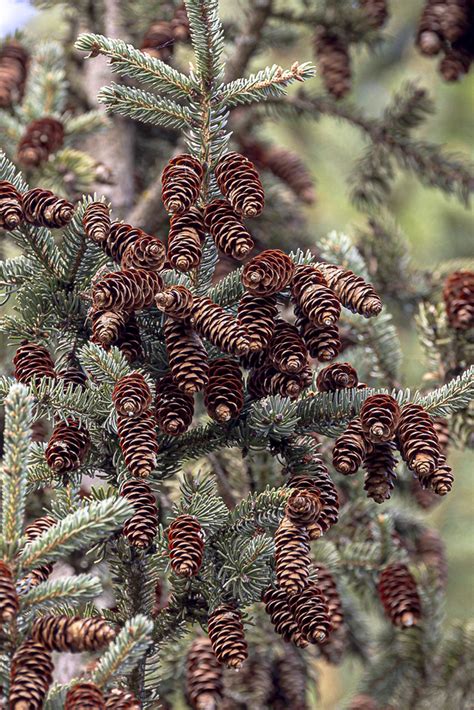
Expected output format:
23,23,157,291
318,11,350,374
9,640,53,710
168,513,204,577
121,479,158,548
103,222,166,272
32,614,116,651
416,0,474,80
45,418,91,476
17,117,65,168
0,179,23,229
377,562,422,628
0,40,29,108
443,270,474,330
114,373,158,478
207,603,248,669
141,4,190,60
186,637,223,710
23,187,74,228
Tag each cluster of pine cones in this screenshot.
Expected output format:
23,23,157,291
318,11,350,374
417,0,474,80
0,180,73,230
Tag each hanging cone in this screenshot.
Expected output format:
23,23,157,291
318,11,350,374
121,479,158,548
270,647,308,710
313,28,351,99
45,418,91,475
318,262,382,317
161,154,203,214
288,581,332,643
238,292,277,353
377,562,421,628
204,358,244,422
415,528,448,587
105,688,141,709
443,271,474,329
294,306,342,361
112,372,152,417
204,198,254,259
23,515,57,588
186,637,223,710
9,640,53,710
288,470,339,537
0,40,29,108
92,269,163,312
32,615,116,652
58,366,88,388
268,318,309,374
117,409,159,478
207,603,248,669
156,374,194,435
164,317,209,395
316,362,358,392
155,285,194,319
83,201,111,245
65,682,105,709
360,394,401,443
17,117,64,167
332,418,372,474
191,296,249,356
315,565,344,632
13,340,56,384
168,514,204,577
167,207,205,272
248,362,309,400
141,20,175,61
0,560,19,622
363,441,398,503
105,222,166,271
90,307,128,346
262,586,308,647
0,180,23,230
433,416,450,454
116,314,143,363
291,264,341,326
359,0,389,28
242,249,295,296
23,188,74,228
397,403,441,479
439,41,472,81
274,516,311,594
214,152,265,218
425,454,454,496
285,488,321,526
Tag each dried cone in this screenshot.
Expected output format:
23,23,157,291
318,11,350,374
23,515,57,587
248,362,309,400
443,271,474,330
204,358,244,422
13,340,56,384
167,207,205,272
318,262,382,317
65,682,105,709
397,403,441,479
116,315,143,363
360,0,389,28
204,198,254,259
316,565,344,632
274,516,311,594
105,222,166,271
0,40,29,107
92,269,163,312
262,586,308,647
333,418,372,475
0,560,19,622
288,470,339,537
0,180,23,230
433,417,450,455
156,375,194,435
186,637,223,710
191,296,249,356
9,640,53,710
288,581,332,643
439,40,472,81
378,563,421,628
317,362,358,392
285,489,321,526
242,249,295,296
155,285,193,319
32,614,116,651
121,479,158,548
83,201,111,245
168,514,204,577
416,528,448,587
360,394,401,443
161,154,203,214
23,187,74,228
207,604,248,669
294,306,341,361
171,4,190,41
270,648,308,710
238,292,277,353
45,418,91,475
112,372,152,417
105,688,141,710
214,152,265,218
17,117,64,167
313,28,351,99
439,0,471,42
291,265,341,326
268,319,308,374
164,317,209,394
117,409,158,478
90,308,127,346
141,20,175,60
363,441,398,503
58,366,87,388
426,454,454,496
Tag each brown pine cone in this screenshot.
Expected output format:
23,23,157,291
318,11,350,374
58,367,87,388
425,454,454,495
155,285,193,319
105,222,166,271
83,201,111,245
377,562,421,628
141,20,175,61
204,358,244,422
333,418,372,474
417,1,447,55
9,640,53,710
274,516,311,594
90,308,128,346
443,270,474,329
191,296,249,356
313,28,351,99
164,317,209,394
23,187,74,228
363,441,398,503
0,40,29,108
268,319,308,374
241,249,295,296
439,41,472,81
156,374,194,435
32,615,116,652
262,586,308,647
360,0,389,28
316,565,344,632
294,306,341,361
117,410,159,478
168,514,204,577
360,394,401,443
415,528,448,587
65,682,105,709
440,0,471,42
17,117,64,167
23,515,57,588
214,152,265,218
285,489,321,526
112,372,152,417
247,362,309,400
288,470,339,537
105,688,141,710
45,419,91,475
207,604,248,669
186,637,223,710
288,581,332,643
347,695,380,710
433,417,450,455
291,264,341,326
0,180,23,230
397,403,441,479
161,154,203,214
318,263,382,317
270,647,308,710
121,479,158,548
316,362,358,392
167,207,205,272
92,269,163,312
117,314,143,363
13,340,56,384
410,476,441,510
204,198,254,259
171,4,190,41
0,560,19,622
238,292,277,353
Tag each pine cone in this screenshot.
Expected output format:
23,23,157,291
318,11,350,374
141,20,175,60
105,222,166,271
242,249,295,296
0,40,29,108
425,454,454,495
156,374,194,435
92,269,163,312
347,695,380,710
433,417,450,454
377,563,421,628
417,1,447,55
294,306,341,361
248,362,309,400
164,317,209,394
360,394,401,443
23,515,57,587
397,403,441,479
65,682,105,709
360,0,389,28
161,154,203,214
214,152,265,218
291,264,341,326
83,201,111,245
0,561,19,622
167,207,205,272
32,615,116,651
314,28,351,99
191,296,249,356
13,340,56,384
270,648,308,710
274,516,311,594
333,418,372,474
155,285,194,319
105,688,141,710
318,263,382,317
112,372,152,417
316,362,358,392
171,4,190,41
58,367,87,388
288,581,332,643
186,637,223,710
415,528,448,587
410,476,441,510
204,358,244,422
207,604,248,669
237,292,277,353
117,409,158,478
121,479,158,548
262,586,308,647
285,489,321,526
116,315,143,363
45,418,91,475
0,180,23,230
9,640,53,710
440,0,471,42
90,308,128,346
288,470,339,537
23,187,74,228
363,441,398,503
439,41,472,81
268,319,308,374
316,565,344,632
17,117,64,167
204,198,254,259
443,271,474,329
168,514,204,577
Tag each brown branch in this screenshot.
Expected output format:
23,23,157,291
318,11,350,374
224,0,274,83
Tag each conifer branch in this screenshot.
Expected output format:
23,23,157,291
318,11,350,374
21,574,103,613
97,84,194,130
91,614,153,688
185,0,225,87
